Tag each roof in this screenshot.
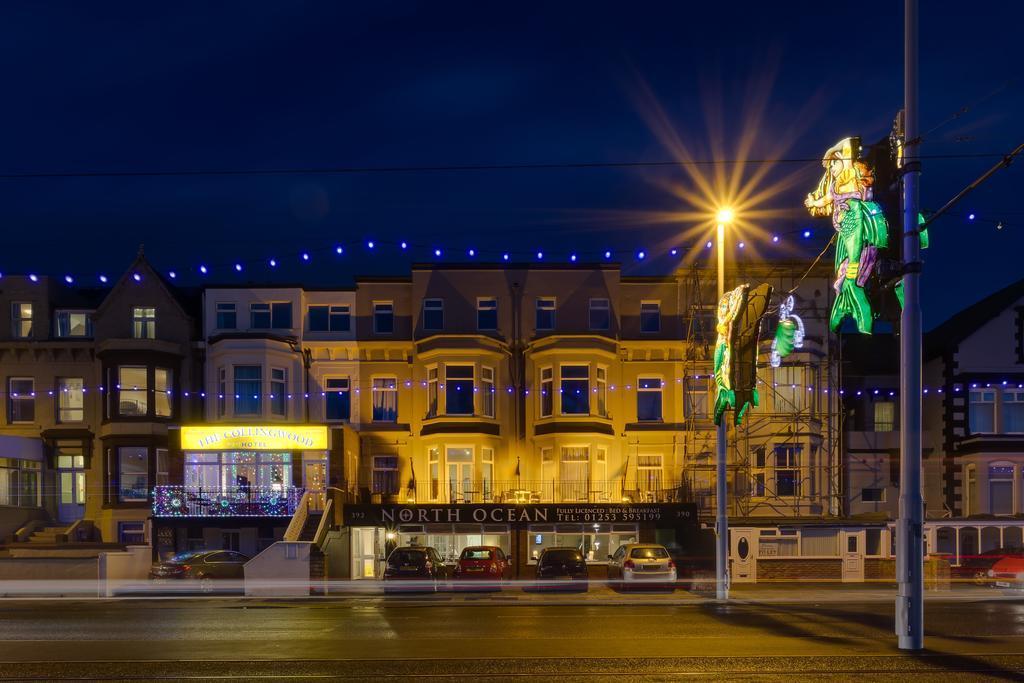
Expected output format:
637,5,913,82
925,276,1024,359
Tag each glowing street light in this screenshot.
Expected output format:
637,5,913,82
714,206,734,602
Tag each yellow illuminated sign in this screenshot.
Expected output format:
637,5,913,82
181,425,329,451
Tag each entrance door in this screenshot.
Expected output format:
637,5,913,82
446,448,473,502
842,530,866,582
303,459,327,507
56,453,86,523
730,528,757,583
352,527,380,579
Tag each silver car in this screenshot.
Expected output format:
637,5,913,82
607,544,676,589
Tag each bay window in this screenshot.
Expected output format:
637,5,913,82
482,366,495,418
540,367,553,417
118,367,148,416
154,368,172,417
445,365,474,415
427,366,438,418
774,445,801,497
559,446,589,501
118,447,149,502
271,368,287,416
234,366,262,416
596,367,608,417
560,365,589,415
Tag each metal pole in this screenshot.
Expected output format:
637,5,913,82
897,0,924,651
715,221,730,600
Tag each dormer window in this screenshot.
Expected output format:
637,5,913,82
132,307,156,339
56,311,92,338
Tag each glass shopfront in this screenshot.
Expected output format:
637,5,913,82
397,523,511,564
527,523,639,563
185,451,292,493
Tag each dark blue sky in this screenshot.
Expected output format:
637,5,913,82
1,1,1021,327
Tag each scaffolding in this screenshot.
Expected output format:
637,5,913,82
678,262,843,521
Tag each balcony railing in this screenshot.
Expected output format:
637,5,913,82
152,486,305,517
377,480,688,505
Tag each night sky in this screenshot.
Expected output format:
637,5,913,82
1,1,1021,327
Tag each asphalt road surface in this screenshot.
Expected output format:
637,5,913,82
1,594,1024,680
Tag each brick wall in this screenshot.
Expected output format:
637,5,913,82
756,558,841,582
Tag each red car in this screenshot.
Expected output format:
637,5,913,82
452,546,512,589
989,553,1024,589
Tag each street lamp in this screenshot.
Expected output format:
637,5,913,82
715,207,733,601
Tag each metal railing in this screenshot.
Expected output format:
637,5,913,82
152,486,305,517
382,480,688,505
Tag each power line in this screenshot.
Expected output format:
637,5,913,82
0,153,1009,180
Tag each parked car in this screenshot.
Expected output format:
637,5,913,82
608,544,677,590
383,546,451,592
452,546,512,589
534,547,588,591
953,547,1024,585
988,553,1024,589
149,550,250,593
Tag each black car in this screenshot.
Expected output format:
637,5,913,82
534,547,588,591
383,546,451,592
149,550,250,593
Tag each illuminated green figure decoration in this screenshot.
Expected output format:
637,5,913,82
804,137,889,334
714,283,773,426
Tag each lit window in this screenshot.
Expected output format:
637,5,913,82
536,298,555,331
215,303,236,330
372,455,399,495
374,302,394,334
58,377,84,422
640,301,661,333
131,307,156,339
772,365,805,413
118,367,148,416
589,298,610,331
423,299,444,331
596,367,608,417
154,368,172,418
427,366,438,418
8,378,35,423
118,446,149,502
873,401,895,431
429,448,441,500
560,365,589,415
482,367,495,418
56,311,91,337
325,378,350,420
637,377,662,421
477,298,498,331
372,378,398,422
637,454,664,494
11,303,32,339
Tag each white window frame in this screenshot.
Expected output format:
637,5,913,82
118,366,149,417
215,302,237,330
426,366,439,418
373,301,394,335
423,298,444,332
969,389,997,434
444,364,475,416
270,367,287,417
539,366,553,418
477,297,498,331
324,377,350,421
55,310,92,338
596,366,608,417
636,376,663,422
372,376,398,422
154,368,172,418
560,364,590,416
131,307,156,339
589,298,610,331
640,300,661,333
536,297,556,331
57,377,84,423
11,302,32,339
482,366,495,418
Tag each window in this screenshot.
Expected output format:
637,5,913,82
374,302,394,334
131,307,156,339
873,400,895,432
0,458,41,506
751,446,766,496
118,521,146,545
56,311,91,337
427,366,438,418
118,447,149,502
969,390,996,433
684,377,711,420
640,301,661,333
184,452,292,493
217,368,227,417
445,365,474,415
372,455,399,495
271,368,287,416
8,378,35,423
325,378,350,420
540,367,553,418
637,377,663,422
774,445,801,497
271,302,292,329
372,378,398,422
118,367,148,416
234,366,262,416
862,487,885,502
482,366,495,418
429,448,440,500
12,303,32,338
482,448,495,501
772,365,805,413
536,297,555,331
57,378,84,422
1003,390,1024,433
251,303,271,329
477,298,498,331
596,367,608,417
541,447,554,482
215,303,236,330
423,299,444,331
637,454,664,494
989,463,1014,515
156,448,169,486
589,298,610,331
559,447,589,502
560,365,589,415
309,304,351,332
965,465,977,515
154,368,172,417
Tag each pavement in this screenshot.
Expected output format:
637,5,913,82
1,587,1023,680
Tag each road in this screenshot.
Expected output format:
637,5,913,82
1,591,1024,680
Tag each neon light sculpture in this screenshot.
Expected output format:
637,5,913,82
770,295,805,368
805,137,889,334
714,283,773,426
